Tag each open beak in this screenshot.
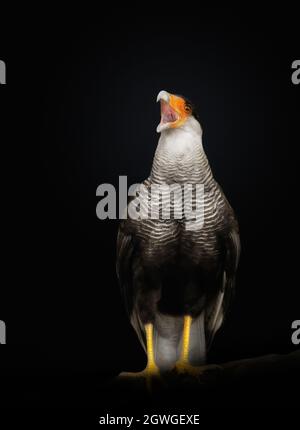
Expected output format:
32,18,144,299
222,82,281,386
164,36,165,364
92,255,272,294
156,91,179,132
156,90,189,133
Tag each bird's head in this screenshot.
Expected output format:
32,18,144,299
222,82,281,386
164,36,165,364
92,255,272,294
156,90,197,133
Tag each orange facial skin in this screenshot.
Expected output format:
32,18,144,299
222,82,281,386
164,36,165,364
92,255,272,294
168,94,192,128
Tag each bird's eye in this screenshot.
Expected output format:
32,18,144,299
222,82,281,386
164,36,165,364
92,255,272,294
184,104,192,113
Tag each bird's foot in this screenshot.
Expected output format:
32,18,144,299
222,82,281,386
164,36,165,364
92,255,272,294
174,360,204,377
140,363,160,379
120,364,161,391
173,361,223,383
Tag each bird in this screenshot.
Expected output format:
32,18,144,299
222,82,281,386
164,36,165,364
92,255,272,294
116,90,240,383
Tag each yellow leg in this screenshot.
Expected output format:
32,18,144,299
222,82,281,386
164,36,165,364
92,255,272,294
119,323,159,388
180,315,192,364
175,315,192,372
175,315,203,376
145,323,159,374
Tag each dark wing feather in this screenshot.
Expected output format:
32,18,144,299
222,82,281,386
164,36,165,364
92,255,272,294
206,225,240,348
116,180,153,351
116,221,147,350
222,228,241,307
116,222,135,316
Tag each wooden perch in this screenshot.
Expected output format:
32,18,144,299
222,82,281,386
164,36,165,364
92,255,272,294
111,350,300,408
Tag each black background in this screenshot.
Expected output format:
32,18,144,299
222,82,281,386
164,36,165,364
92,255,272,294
0,6,299,411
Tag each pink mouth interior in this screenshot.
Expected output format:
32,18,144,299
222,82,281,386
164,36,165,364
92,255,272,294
160,100,178,124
